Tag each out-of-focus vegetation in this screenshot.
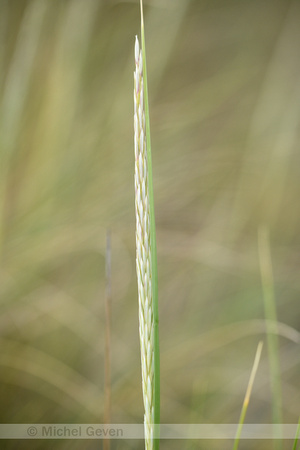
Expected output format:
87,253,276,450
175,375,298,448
0,0,299,449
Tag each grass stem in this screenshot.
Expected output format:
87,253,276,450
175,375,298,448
233,341,263,450
258,226,282,447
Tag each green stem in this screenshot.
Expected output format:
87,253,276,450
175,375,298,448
233,341,263,450
258,226,282,449
292,418,300,450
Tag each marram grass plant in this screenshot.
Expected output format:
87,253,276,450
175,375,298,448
134,1,160,449
134,34,154,448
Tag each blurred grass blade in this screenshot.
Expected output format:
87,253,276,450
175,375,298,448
292,418,300,450
258,226,282,447
0,0,48,253
0,338,102,417
104,230,112,450
233,341,263,450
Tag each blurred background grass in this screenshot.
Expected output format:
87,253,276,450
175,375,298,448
0,0,300,449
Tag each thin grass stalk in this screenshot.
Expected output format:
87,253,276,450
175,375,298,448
258,226,282,447
134,33,154,450
233,341,263,450
104,230,111,450
292,418,300,450
134,2,160,447
134,0,160,450
139,0,160,436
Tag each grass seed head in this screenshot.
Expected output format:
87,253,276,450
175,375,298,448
134,35,154,450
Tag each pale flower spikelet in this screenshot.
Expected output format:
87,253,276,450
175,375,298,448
134,35,154,449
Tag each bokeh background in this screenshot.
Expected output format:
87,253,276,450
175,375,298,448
0,0,299,449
